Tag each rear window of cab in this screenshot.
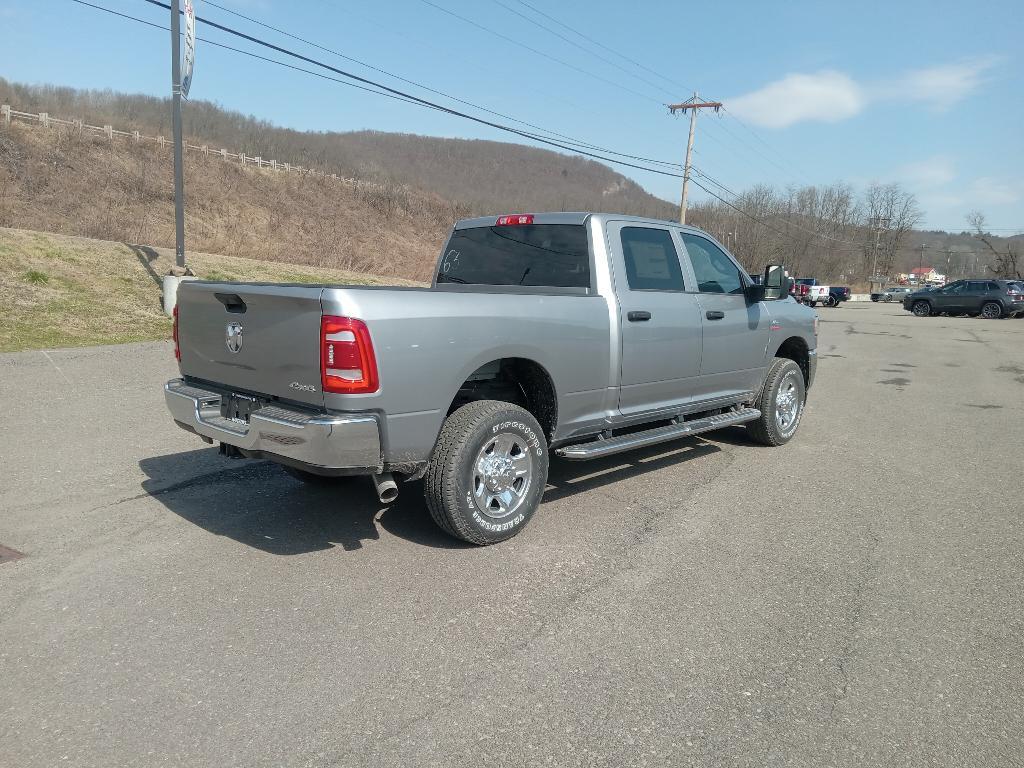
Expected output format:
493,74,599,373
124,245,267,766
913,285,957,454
437,224,590,289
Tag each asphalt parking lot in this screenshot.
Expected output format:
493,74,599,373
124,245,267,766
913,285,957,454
1,302,1022,767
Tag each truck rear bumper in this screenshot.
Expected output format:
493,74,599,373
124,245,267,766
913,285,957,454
165,379,382,473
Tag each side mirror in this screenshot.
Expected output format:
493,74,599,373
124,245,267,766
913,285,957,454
761,264,786,300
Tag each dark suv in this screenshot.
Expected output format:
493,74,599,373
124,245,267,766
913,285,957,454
903,279,1024,319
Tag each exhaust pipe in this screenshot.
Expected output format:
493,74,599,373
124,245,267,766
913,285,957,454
372,472,399,504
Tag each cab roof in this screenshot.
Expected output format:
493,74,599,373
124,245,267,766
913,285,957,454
453,212,711,237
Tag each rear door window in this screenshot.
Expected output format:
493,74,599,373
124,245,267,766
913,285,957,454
437,224,590,289
619,227,685,291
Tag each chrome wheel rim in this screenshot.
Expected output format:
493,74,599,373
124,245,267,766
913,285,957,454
982,303,1000,319
775,372,801,433
472,432,533,519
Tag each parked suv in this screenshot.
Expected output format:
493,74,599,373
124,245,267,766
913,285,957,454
871,286,914,302
903,279,1024,318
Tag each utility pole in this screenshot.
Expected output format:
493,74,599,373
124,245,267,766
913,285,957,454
668,93,722,225
918,243,926,283
868,215,890,285
170,0,186,269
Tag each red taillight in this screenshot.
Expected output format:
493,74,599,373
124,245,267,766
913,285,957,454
320,316,379,394
495,214,534,226
172,304,180,361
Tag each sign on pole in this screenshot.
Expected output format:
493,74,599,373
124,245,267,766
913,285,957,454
182,0,196,98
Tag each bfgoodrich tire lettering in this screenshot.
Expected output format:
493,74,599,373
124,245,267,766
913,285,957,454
424,400,548,545
746,358,806,446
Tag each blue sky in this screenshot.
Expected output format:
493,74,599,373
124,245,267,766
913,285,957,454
1,0,1021,231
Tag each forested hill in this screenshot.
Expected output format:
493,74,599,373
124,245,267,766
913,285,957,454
0,78,676,220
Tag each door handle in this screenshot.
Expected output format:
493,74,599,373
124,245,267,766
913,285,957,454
705,310,725,320
627,311,652,322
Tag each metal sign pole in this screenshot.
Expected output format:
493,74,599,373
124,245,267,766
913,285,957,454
170,0,186,269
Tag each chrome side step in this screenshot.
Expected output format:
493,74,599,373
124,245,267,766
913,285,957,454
554,408,761,461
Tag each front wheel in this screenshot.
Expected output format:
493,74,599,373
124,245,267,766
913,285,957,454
981,301,1003,319
883,295,893,302
424,400,548,545
746,358,806,446
912,300,932,317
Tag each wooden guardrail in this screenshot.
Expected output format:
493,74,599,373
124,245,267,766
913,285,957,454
1,103,363,186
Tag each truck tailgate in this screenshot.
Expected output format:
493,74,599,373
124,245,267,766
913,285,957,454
176,282,325,407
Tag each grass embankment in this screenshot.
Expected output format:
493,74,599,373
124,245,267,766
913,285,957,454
0,227,419,353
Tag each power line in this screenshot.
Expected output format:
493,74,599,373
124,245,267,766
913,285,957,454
417,0,665,107
688,163,865,249
155,0,694,171
68,1,445,110
509,0,694,95
720,107,815,184
89,0,690,181
489,0,676,100
704,112,814,185
71,0,886,255
202,0,660,159
506,0,814,186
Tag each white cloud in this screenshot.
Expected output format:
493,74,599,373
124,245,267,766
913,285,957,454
892,57,1000,109
968,177,1023,206
893,156,956,188
729,56,1000,128
729,70,864,129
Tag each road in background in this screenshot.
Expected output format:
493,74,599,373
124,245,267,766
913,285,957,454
1,304,1022,767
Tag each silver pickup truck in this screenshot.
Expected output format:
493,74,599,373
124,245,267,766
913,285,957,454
166,212,817,544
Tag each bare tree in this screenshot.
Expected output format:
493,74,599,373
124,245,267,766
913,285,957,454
967,211,1021,279
862,183,922,277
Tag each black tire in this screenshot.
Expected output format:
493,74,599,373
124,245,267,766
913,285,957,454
825,295,838,307
424,400,548,545
912,300,932,317
746,358,806,447
980,301,1003,319
281,465,350,485
883,295,893,302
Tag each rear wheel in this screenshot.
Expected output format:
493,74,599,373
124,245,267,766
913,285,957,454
981,301,1003,319
746,358,806,447
424,400,548,545
825,295,838,307
912,300,932,317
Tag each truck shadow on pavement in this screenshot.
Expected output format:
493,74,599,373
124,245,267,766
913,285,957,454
139,450,465,553
139,438,724,555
